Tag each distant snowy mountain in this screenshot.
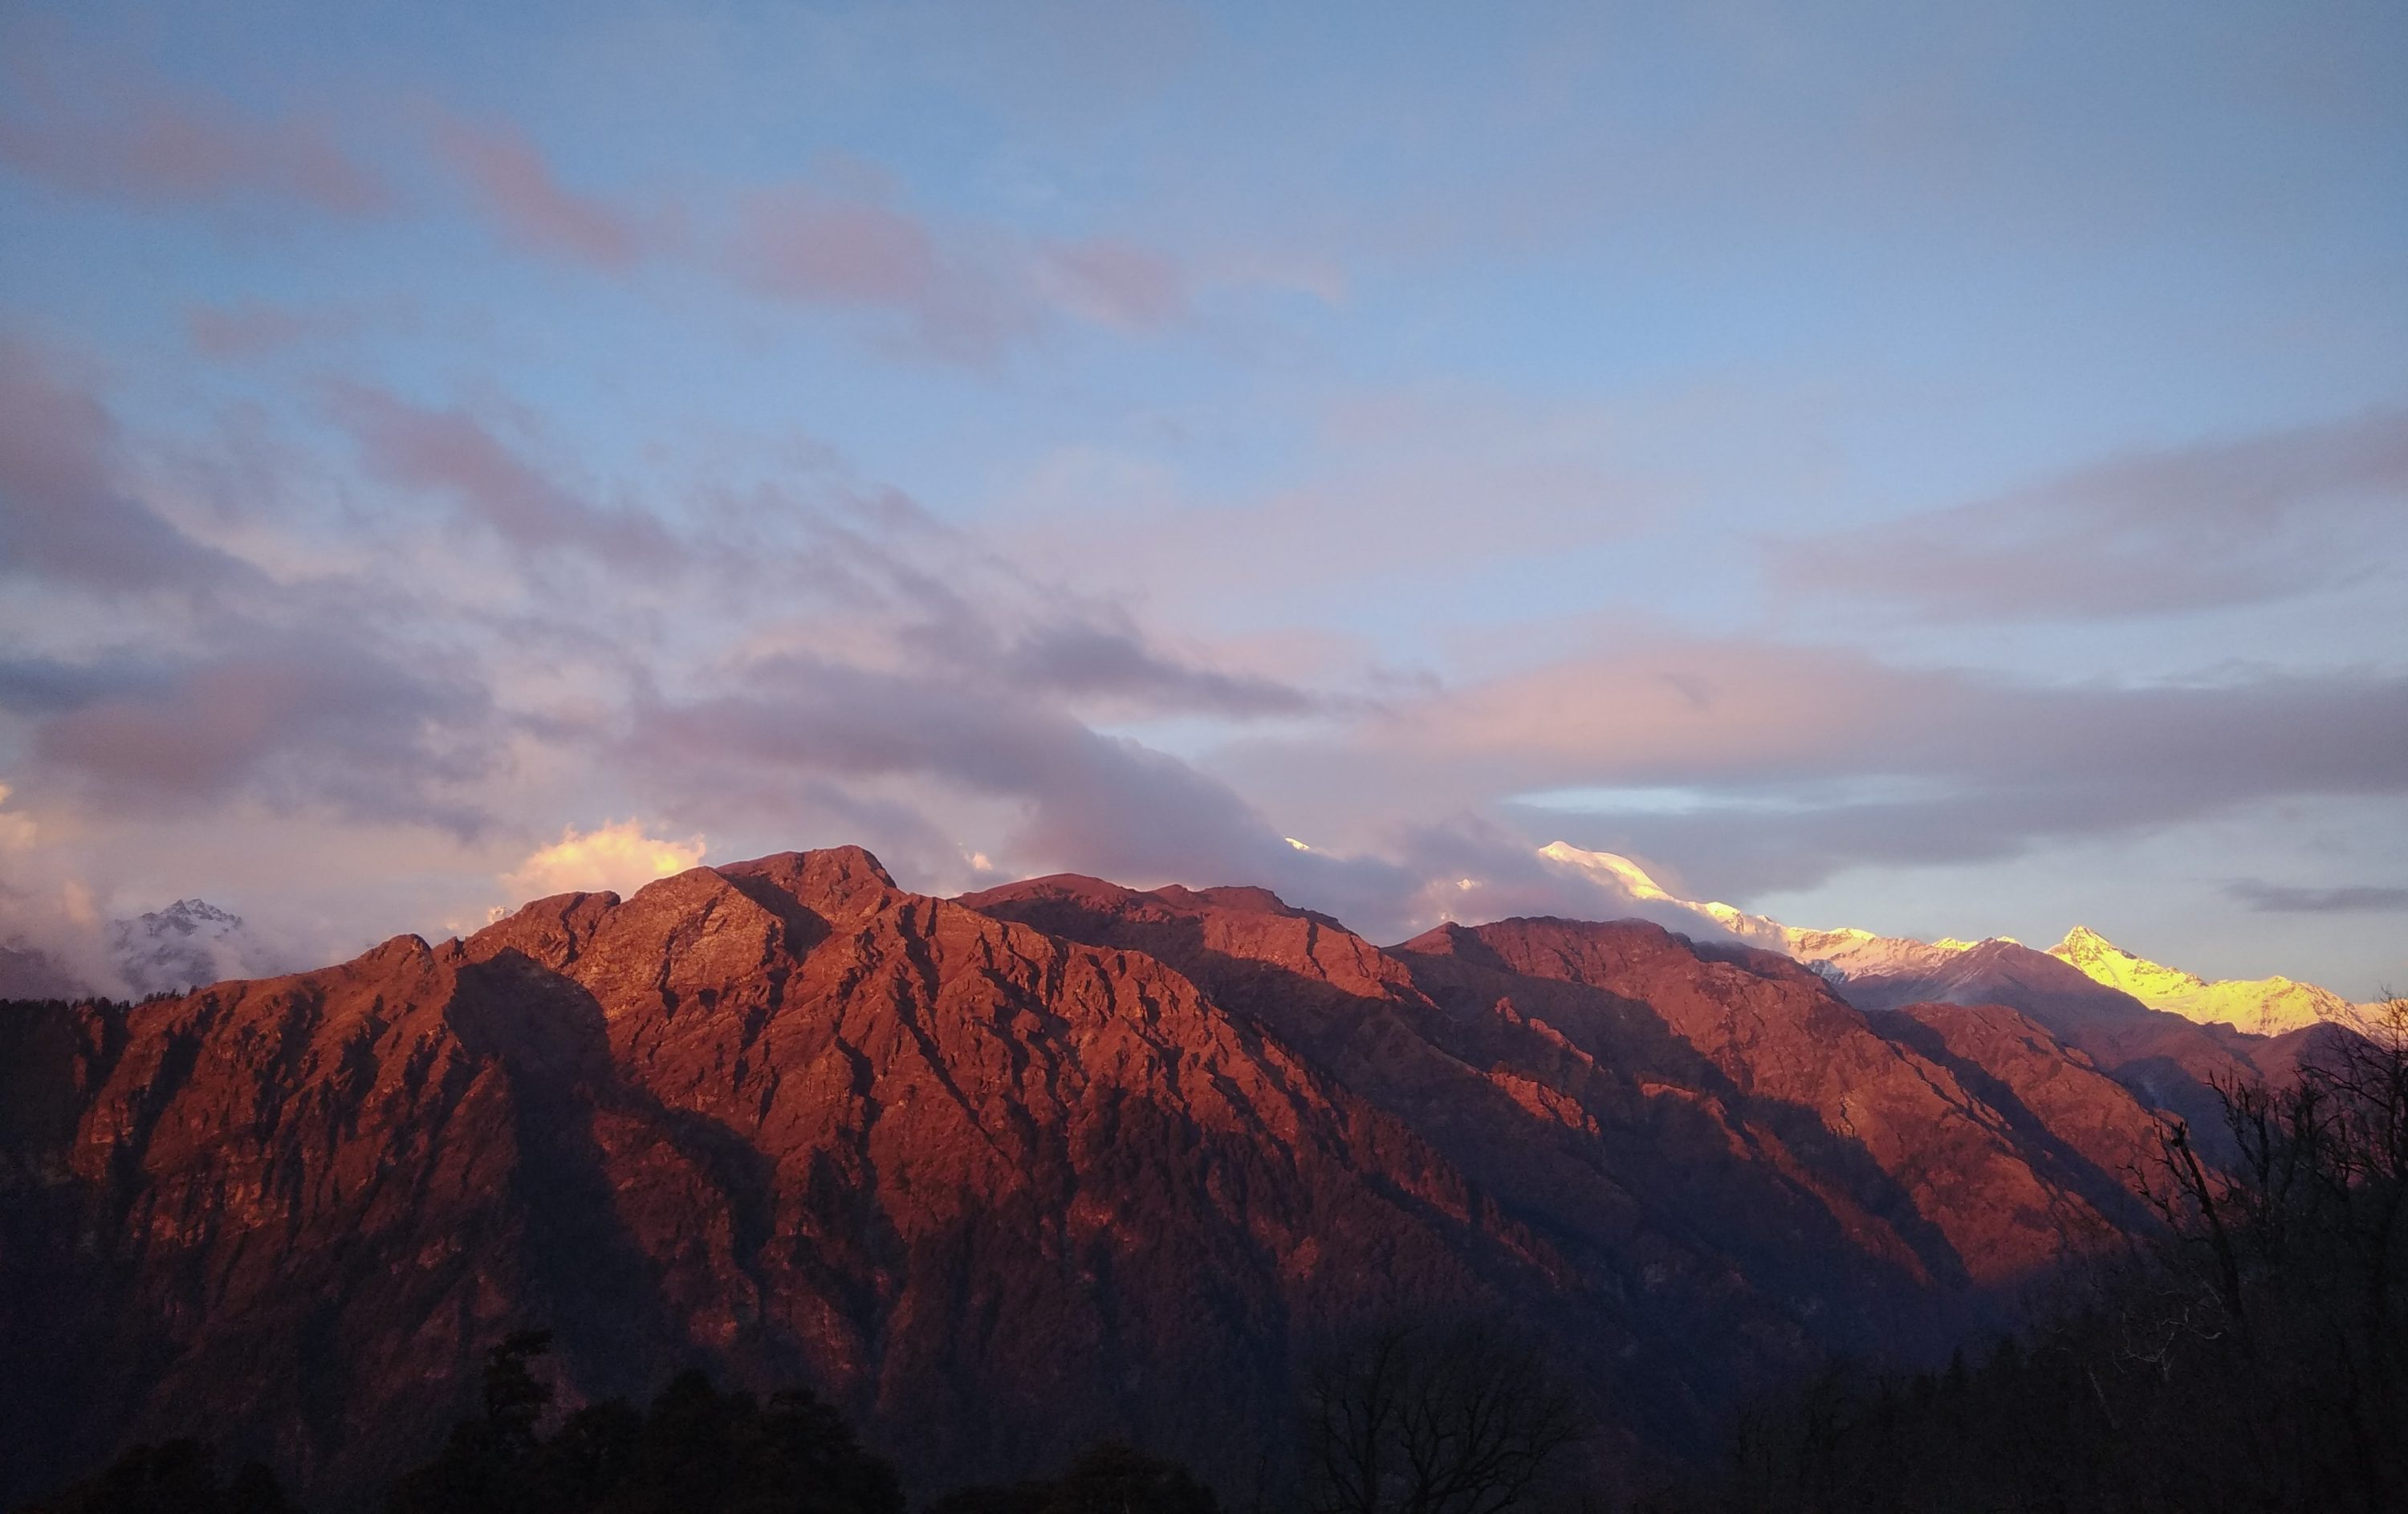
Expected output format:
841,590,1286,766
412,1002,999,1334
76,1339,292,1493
104,899,254,997
1535,841,2365,1040
1538,841,2009,979
2048,924,2365,1036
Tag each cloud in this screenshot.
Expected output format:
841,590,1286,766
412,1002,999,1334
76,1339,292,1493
327,382,682,563
1224,635,2408,899
1778,409,2408,621
966,616,1320,718
617,652,1580,941
686,478,1326,722
1039,238,1190,330
186,300,360,358
0,31,387,214
0,338,253,593
727,176,1201,363
501,819,707,901
2223,879,2408,914
432,114,645,268
992,384,1670,620
0,781,35,851
22,638,498,832
628,653,1301,889
730,180,1039,364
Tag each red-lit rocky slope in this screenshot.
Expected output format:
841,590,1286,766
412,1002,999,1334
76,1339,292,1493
4,849,2178,1508
1828,938,2353,1158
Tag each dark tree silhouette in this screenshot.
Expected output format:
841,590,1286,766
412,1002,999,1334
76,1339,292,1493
926,1440,1218,1514
11,1439,293,1514
1303,1323,1587,1514
383,1336,903,1514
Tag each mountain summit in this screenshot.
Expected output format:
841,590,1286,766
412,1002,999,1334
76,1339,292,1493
104,899,250,997
2048,925,2362,1036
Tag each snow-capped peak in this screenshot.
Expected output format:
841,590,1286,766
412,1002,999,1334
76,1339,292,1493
1527,845,2364,1039
1536,841,1678,902
1533,843,1974,975
2046,926,2357,1036
107,899,252,997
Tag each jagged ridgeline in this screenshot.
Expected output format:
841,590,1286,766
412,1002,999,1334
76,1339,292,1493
0,846,2325,1508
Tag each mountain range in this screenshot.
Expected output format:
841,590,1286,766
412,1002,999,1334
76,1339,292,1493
6,844,2369,1508
1534,841,2373,1036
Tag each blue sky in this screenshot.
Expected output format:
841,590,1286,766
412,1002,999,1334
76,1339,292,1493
2,0,2405,994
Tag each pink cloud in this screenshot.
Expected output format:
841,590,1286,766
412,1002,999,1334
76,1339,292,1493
431,115,642,268
0,39,387,214
327,382,676,562
730,182,1039,364
734,183,941,306
185,301,357,358
1039,238,1190,330
733,183,1198,363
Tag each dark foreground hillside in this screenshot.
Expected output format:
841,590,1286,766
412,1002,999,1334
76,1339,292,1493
0,847,2343,1510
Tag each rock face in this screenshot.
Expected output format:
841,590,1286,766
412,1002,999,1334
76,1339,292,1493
3,849,2185,1508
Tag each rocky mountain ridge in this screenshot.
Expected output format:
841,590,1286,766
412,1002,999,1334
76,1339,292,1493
0,847,2207,1508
